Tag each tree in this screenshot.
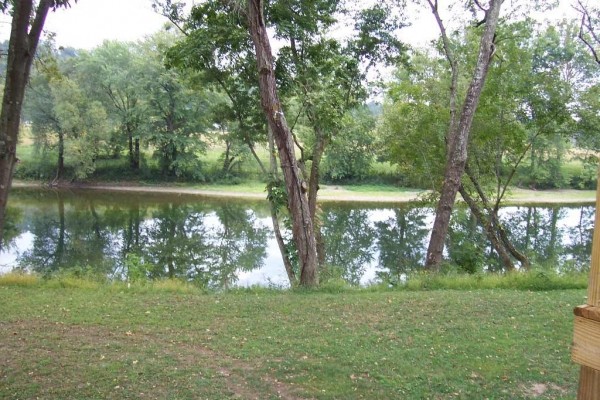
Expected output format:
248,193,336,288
0,0,75,247
25,43,109,183
378,52,449,190
425,0,504,270
575,83,600,181
272,0,405,266
161,0,404,285
77,41,147,170
246,0,319,286
164,0,269,175
158,0,307,284
381,16,595,271
139,32,210,179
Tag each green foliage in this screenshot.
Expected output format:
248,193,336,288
323,107,376,182
377,53,448,189
265,178,288,213
76,41,148,168
24,40,111,181
400,270,587,292
124,253,150,283
139,32,211,178
166,0,267,172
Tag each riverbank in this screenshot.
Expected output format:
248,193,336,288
0,280,584,399
11,180,597,204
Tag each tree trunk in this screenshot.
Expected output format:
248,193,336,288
0,0,52,246
134,137,140,169
267,127,296,285
459,186,515,271
495,217,530,269
53,130,65,184
464,164,530,269
425,0,504,270
246,139,267,175
247,0,318,286
128,126,135,169
222,140,233,173
306,123,327,268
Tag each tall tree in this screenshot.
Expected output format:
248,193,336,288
159,0,304,284
77,41,147,170
273,0,405,265
246,0,319,286
425,0,504,270
0,0,75,246
139,32,210,179
25,42,109,183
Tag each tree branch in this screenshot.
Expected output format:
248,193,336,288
576,0,600,64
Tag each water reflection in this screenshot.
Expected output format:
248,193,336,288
1,188,595,287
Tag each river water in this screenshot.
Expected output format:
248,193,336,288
0,187,595,288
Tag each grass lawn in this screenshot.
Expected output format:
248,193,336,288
0,281,585,399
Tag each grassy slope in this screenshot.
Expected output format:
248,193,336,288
0,283,585,399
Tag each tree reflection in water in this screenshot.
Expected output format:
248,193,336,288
1,188,595,287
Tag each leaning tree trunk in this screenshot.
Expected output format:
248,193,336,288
0,0,53,247
268,130,296,285
425,0,504,270
463,163,530,269
459,186,515,271
247,0,318,286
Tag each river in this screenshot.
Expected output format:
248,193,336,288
0,187,595,288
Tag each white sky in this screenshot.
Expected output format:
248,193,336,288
0,0,171,49
0,0,585,50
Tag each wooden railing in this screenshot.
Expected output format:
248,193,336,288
572,166,600,399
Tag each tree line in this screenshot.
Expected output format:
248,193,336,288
0,0,598,287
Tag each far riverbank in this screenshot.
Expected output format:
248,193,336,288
10,180,597,204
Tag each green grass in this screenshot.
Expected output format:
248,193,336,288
0,275,587,399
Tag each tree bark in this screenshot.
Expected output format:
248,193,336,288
463,163,530,269
0,0,53,247
267,125,296,285
134,137,140,169
247,0,318,286
425,0,504,270
53,130,65,185
459,185,515,271
128,125,140,170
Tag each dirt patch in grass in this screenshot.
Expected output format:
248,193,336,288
521,382,568,399
0,319,304,400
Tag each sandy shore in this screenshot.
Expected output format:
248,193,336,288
11,181,597,204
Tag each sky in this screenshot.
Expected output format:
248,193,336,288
0,0,585,50
0,0,171,49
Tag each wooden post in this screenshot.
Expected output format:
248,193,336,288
573,165,600,399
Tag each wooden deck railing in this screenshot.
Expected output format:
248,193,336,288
573,166,600,399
